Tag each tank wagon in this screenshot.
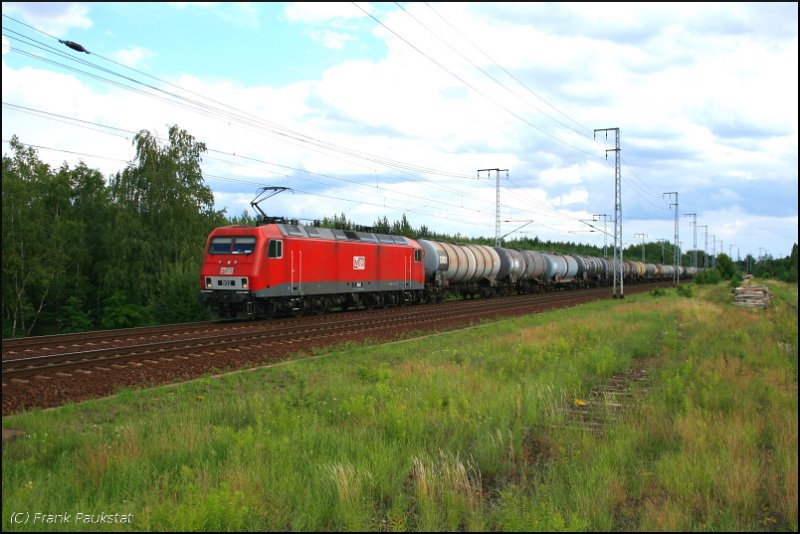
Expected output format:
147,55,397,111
200,223,697,319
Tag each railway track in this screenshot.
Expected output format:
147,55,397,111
3,282,669,414
2,319,241,359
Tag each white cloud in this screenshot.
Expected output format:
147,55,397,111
538,164,584,187
169,2,260,28
284,2,366,24
311,29,354,50
111,46,155,69
552,188,590,208
2,2,92,37
214,3,260,28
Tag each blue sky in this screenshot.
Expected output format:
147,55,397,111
2,2,797,260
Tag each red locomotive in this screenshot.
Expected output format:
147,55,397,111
199,222,426,319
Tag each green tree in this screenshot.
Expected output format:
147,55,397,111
391,214,413,238
785,243,798,283
61,296,94,333
105,126,224,322
715,253,737,279
229,209,257,226
65,162,112,325
372,216,390,234
2,137,58,336
101,291,149,329
321,213,355,230
151,262,211,324
3,138,117,336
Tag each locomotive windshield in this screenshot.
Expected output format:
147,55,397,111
209,236,256,255
232,236,256,254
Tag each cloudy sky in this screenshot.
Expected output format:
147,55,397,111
2,2,797,260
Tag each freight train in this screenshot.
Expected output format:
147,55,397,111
198,221,698,319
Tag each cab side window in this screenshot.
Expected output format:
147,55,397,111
415,249,422,262
268,239,283,259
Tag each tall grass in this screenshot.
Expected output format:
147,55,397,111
3,282,796,531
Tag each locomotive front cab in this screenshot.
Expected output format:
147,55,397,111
199,226,268,319
203,234,258,291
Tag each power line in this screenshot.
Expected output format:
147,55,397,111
1,138,131,163
5,20,521,215
387,7,670,210
352,2,600,158
388,6,669,219
3,14,479,181
422,2,590,136
397,2,591,138
2,11,683,248
1,111,501,227
2,101,499,221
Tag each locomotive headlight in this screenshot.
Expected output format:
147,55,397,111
241,277,248,288
205,277,212,288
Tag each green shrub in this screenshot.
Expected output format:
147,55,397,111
694,269,721,285
728,271,743,289
61,296,94,333
101,291,150,328
676,284,693,298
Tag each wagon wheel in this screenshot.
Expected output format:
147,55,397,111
367,293,382,309
289,298,304,318
310,297,330,315
260,300,277,319
319,297,331,315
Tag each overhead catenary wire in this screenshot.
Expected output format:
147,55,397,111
396,2,592,138
363,4,671,222
3,11,514,212
2,15,477,181
2,134,497,229
352,2,600,159
422,2,591,137
4,22,510,212
396,2,669,211
2,102,500,223
4,14,597,223
2,10,675,246
1,112,503,231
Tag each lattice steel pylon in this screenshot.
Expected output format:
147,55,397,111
594,128,623,298
699,225,708,268
664,192,679,285
685,213,697,268
478,168,509,247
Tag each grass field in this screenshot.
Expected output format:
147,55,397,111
3,281,797,531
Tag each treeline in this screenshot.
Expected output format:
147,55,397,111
2,128,228,338
4,127,796,338
749,244,798,282
692,248,799,286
